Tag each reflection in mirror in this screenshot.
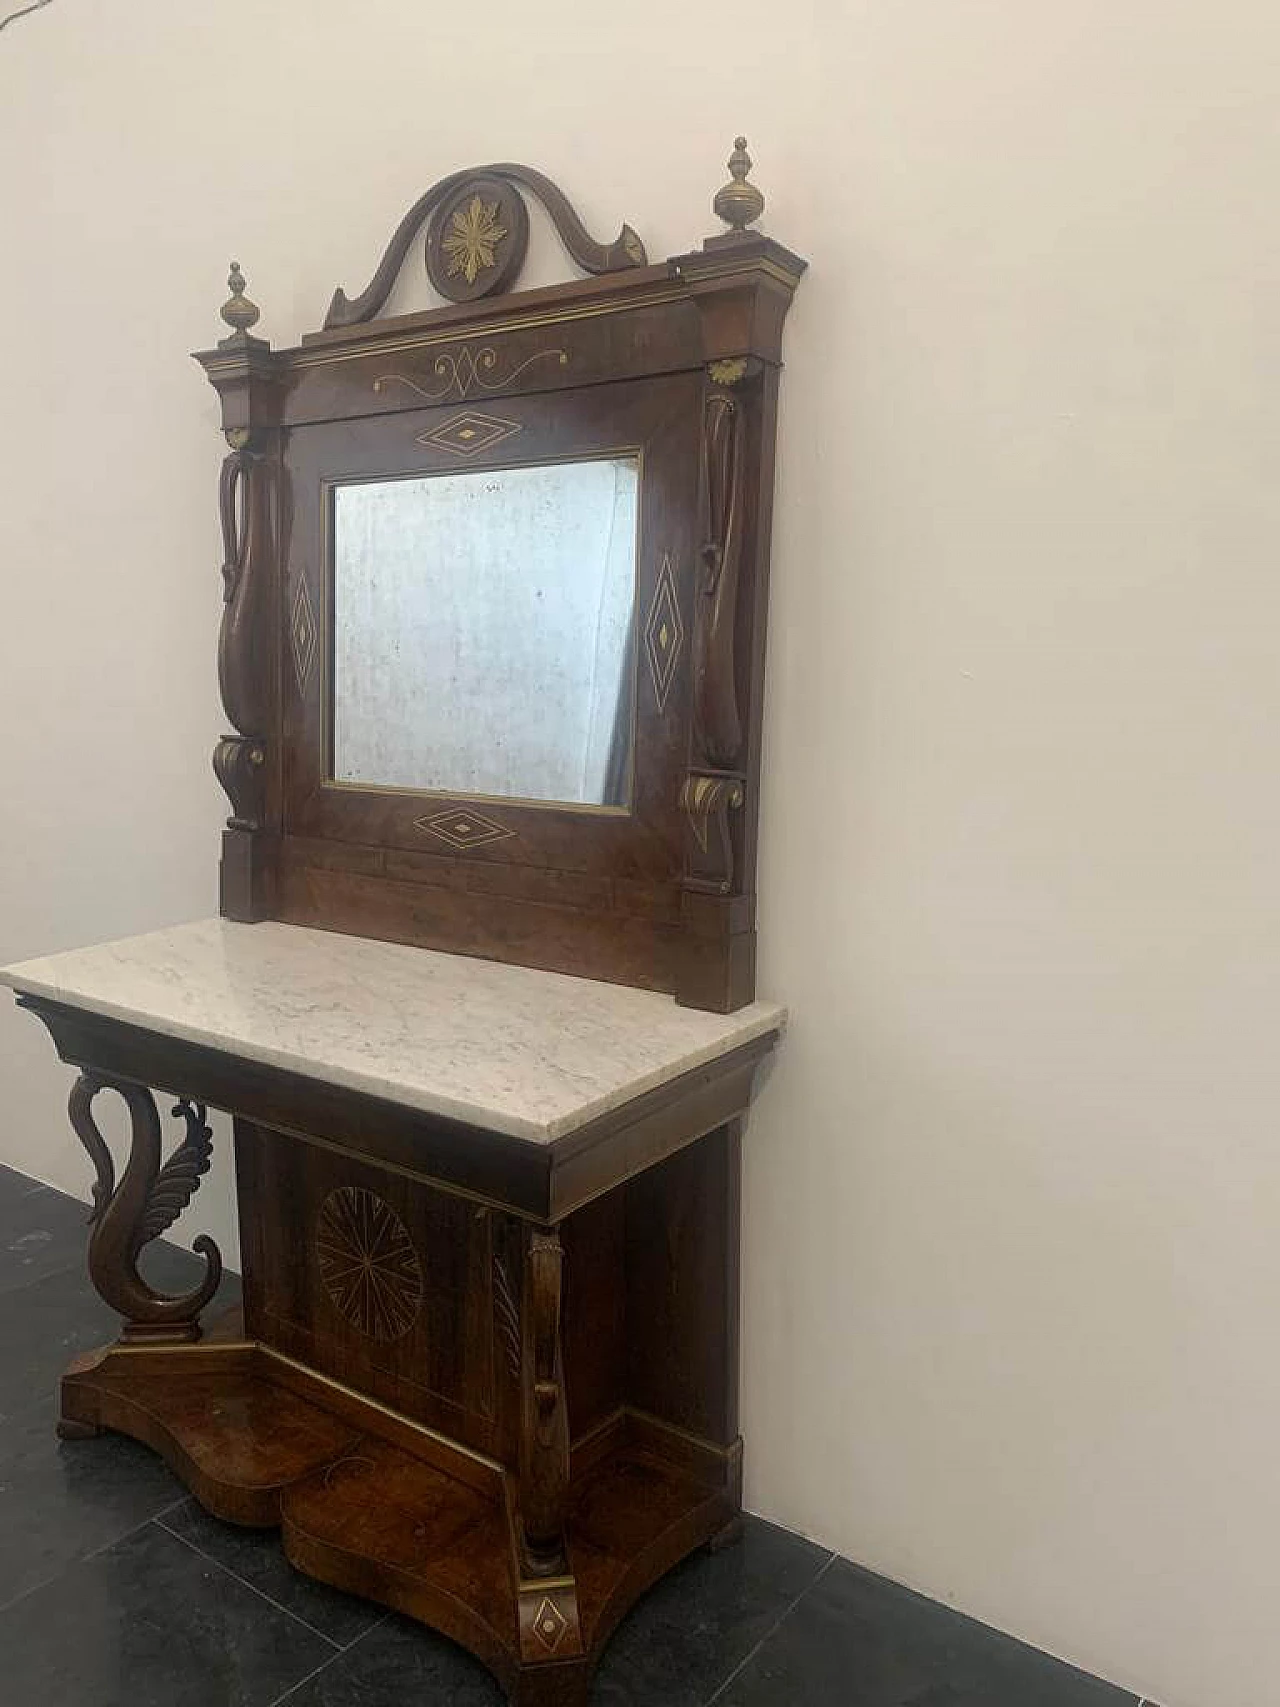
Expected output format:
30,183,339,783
331,457,639,807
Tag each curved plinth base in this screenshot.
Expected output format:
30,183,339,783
58,1324,738,1706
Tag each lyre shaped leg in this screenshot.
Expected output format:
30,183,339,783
68,1070,223,1344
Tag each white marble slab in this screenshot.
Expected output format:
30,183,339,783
0,920,785,1144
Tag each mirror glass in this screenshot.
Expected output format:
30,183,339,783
331,457,639,807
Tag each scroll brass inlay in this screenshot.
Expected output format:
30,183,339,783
316,1187,423,1343
681,773,744,854
373,345,569,404
442,196,509,285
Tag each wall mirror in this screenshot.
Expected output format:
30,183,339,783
198,147,805,1010
330,456,639,807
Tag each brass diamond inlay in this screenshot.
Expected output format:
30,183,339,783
532,1595,567,1652
290,576,317,694
413,808,515,851
644,551,684,713
415,410,523,458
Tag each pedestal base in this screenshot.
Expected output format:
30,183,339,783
59,1317,738,1706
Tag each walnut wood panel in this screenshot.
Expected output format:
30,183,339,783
560,1191,627,1445
625,1121,742,1446
235,1123,506,1458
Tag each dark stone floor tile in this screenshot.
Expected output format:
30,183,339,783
0,1260,126,1420
0,1168,90,1295
161,1497,382,1648
591,1516,834,1707
0,1240,241,1420
270,1613,501,1705
0,1397,184,1608
0,1519,334,1707
716,1558,1138,1707
269,1522,835,1706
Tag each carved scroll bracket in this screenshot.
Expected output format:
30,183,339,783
326,162,647,327
69,1073,223,1344
681,770,746,897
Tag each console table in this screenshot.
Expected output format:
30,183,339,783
2,142,803,1704
3,919,783,1704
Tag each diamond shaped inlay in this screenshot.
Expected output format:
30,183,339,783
415,411,523,457
644,550,684,713
290,575,317,694
413,807,516,851
532,1595,568,1652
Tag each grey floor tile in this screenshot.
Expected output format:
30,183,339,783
715,1558,1139,1707
270,1613,502,1705
161,1496,383,1648
0,1260,125,1419
590,1515,833,1707
0,1519,335,1707
0,1167,91,1295
0,1397,184,1607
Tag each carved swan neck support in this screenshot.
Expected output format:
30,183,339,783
69,1072,223,1344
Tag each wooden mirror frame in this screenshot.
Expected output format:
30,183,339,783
195,142,805,1012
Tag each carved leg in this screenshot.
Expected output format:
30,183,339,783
516,1227,583,1668
67,1071,223,1347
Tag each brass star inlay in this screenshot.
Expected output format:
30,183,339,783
442,196,509,285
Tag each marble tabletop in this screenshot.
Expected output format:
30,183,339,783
0,920,785,1144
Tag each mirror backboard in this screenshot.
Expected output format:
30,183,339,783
196,150,805,1009
331,457,638,807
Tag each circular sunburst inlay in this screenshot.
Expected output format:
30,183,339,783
316,1187,423,1342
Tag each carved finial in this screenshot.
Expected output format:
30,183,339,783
713,136,765,235
218,261,262,346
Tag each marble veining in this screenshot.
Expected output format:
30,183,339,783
0,920,785,1144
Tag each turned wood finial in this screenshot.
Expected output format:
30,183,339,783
218,261,263,346
712,136,765,235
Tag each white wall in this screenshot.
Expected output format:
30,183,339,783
2,5,1277,1705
